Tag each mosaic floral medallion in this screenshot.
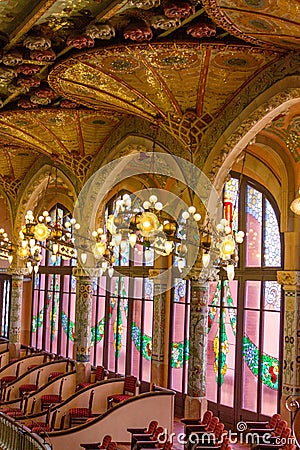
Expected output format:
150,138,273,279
100,55,140,73
148,49,200,69
212,51,262,71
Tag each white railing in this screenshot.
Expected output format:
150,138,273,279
0,412,51,450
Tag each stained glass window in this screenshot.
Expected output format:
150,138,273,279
90,193,154,384
205,176,283,423
31,204,76,358
170,278,190,393
264,200,281,266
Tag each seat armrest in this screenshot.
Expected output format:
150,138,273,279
248,429,274,435
80,444,100,449
134,435,154,442
246,422,269,429
181,419,201,425
128,427,147,434
133,434,153,439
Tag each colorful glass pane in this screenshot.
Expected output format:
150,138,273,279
264,199,281,266
246,185,262,267
174,278,186,303
224,177,239,232
144,278,153,300
264,281,281,311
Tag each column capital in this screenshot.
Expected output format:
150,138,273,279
277,271,300,287
7,267,29,277
148,269,161,278
72,267,102,278
186,267,203,281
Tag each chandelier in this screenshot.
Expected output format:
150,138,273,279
90,192,244,281
18,207,80,274
0,228,13,264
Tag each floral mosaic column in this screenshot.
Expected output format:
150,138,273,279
7,268,28,359
150,267,170,387
277,271,300,422
185,268,208,418
73,267,96,386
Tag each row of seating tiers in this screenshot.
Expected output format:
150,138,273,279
68,375,138,427
180,411,297,450
79,420,173,450
0,349,141,434
80,434,117,450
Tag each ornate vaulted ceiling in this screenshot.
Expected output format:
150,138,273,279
0,0,299,209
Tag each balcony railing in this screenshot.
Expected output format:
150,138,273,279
0,412,51,450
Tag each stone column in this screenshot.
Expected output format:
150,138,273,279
184,268,208,418
7,268,28,360
277,271,300,424
150,259,171,388
73,268,100,386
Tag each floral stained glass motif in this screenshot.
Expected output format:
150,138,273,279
208,282,220,333
213,310,229,384
208,281,279,391
91,317,105,344
132,321,152,360
174,279,186,303
264,199,281,267
144,278,153,299
171,340,189,368
264,281,281,311
61,311,75,341
242,335,279,390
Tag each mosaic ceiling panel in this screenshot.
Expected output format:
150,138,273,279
0,0,298,202
48,43,278,122
0,109,124,190
203,0,300,50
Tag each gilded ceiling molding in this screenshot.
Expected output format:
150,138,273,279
202,0,282,51
207,88,300,186
58,153,94,185
0,176,22,200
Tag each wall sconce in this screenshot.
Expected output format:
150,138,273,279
290,188,300,215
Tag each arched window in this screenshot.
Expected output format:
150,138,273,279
206,175,283,423
31,204,76,358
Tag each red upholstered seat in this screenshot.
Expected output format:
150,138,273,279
19,383,38,395
41,377,64,409
80,435,113,450
41,394,61,405
5,409,25,417
0,375,17,386
48,371,63,381
31,425,51,433
107,375,137,408
77,366,105,390
29,410,57,434
69,389,94,427
69,407,91,417
19,370,40,397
